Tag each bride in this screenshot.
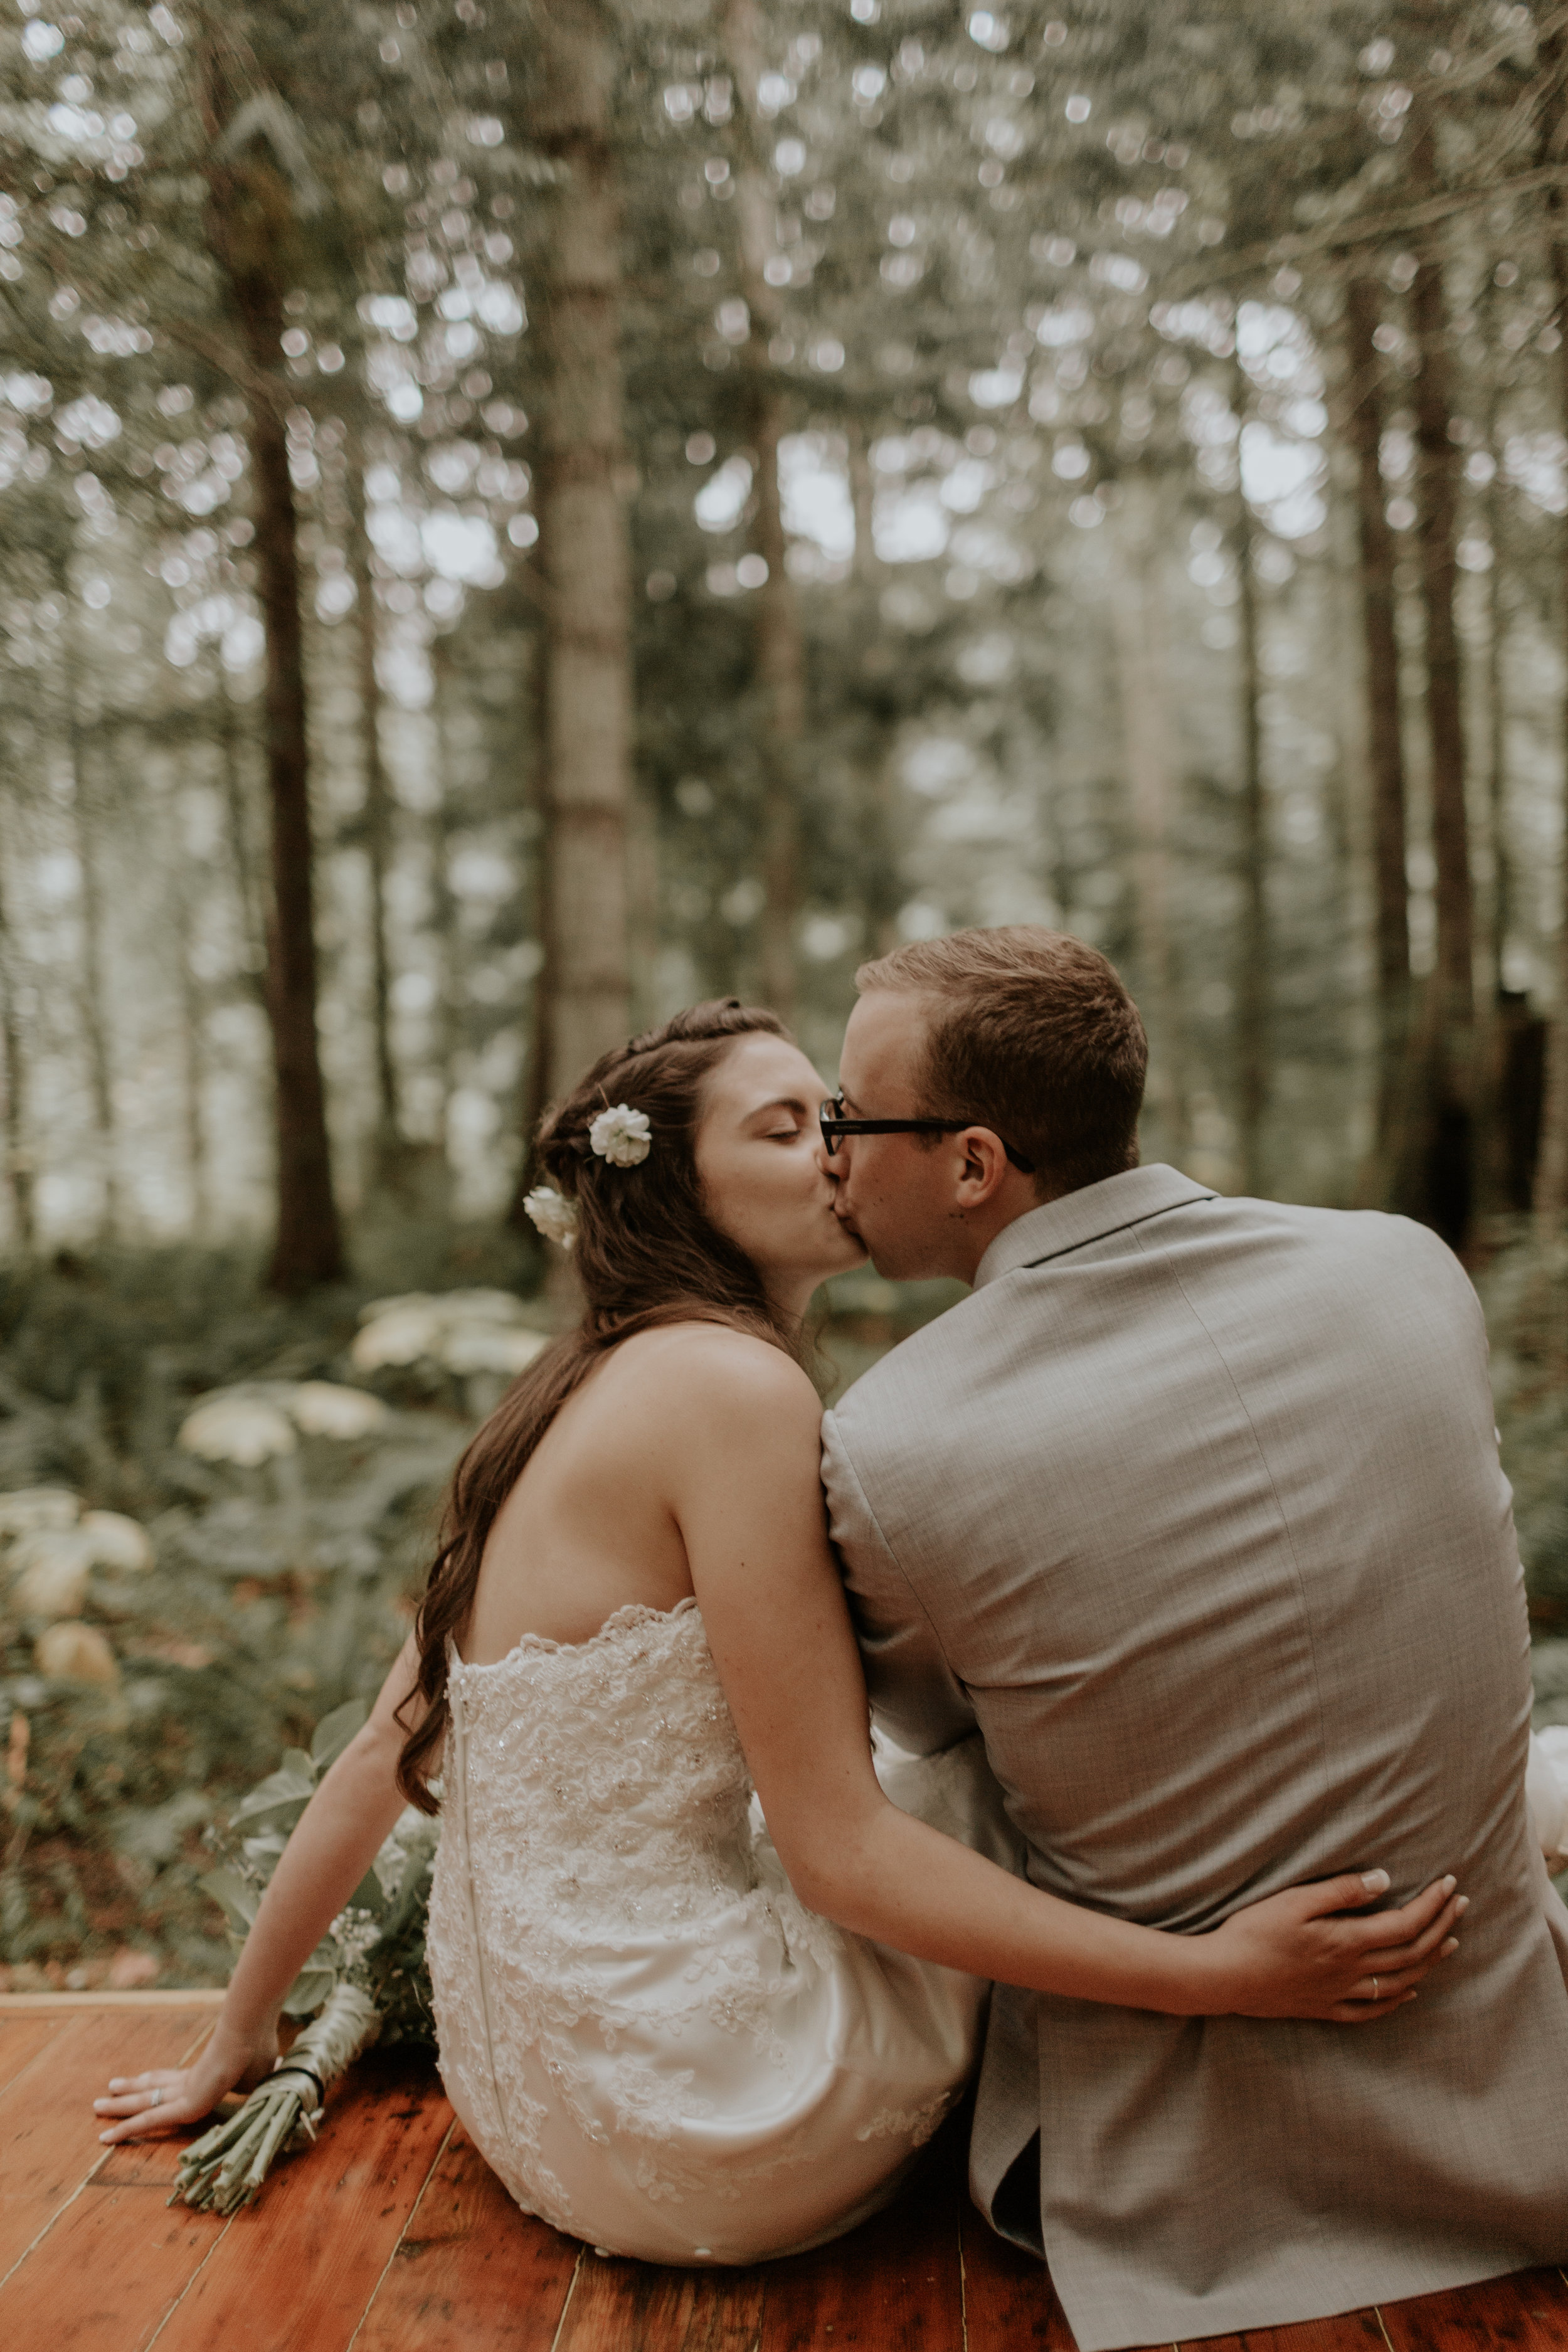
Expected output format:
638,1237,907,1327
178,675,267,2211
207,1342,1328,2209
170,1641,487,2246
95,1002,1463,2265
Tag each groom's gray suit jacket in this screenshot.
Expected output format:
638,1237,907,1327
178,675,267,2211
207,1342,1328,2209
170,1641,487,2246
821,1165,1568,2352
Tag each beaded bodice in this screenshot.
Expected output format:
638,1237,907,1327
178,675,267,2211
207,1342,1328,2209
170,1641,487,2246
442,1598,760,1932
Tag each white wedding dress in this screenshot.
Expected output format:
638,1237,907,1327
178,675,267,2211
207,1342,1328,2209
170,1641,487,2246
425,1597,1016,2264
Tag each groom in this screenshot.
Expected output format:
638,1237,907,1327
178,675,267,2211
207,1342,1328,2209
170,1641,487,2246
817,925,1568,2352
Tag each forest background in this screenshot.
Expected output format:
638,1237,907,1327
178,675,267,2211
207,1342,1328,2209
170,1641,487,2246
4,0,1568,1990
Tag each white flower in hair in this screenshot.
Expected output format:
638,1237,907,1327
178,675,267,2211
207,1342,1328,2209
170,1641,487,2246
522,1185,579,1248
589,1103,652,1167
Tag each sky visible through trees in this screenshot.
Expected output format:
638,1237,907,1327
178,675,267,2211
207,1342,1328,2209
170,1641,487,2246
3,0,1568,1279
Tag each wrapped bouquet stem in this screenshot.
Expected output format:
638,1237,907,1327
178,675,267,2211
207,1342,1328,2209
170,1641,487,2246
172,1983,382,2214
169,1700,438,2214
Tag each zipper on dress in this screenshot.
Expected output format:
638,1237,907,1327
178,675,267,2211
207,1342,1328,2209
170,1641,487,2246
448,1655,509,2143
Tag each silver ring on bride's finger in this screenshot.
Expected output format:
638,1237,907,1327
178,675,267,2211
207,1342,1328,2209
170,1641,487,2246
150,2087,162,2108
1371,1977,1379,2003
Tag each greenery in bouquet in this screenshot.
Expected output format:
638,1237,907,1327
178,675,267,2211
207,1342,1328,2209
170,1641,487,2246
173,1698,439,2213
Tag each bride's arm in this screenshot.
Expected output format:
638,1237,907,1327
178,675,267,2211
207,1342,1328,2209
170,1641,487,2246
93,1637,424,2143
677,1339,1465,2024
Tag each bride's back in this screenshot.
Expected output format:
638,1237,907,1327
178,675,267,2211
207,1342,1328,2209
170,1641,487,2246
460,1321,763,1662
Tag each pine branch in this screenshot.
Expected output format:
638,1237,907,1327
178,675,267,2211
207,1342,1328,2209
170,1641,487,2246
1165,162,1568,295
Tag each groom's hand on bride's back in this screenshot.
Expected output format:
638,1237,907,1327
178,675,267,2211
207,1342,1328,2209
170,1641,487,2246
1200,1869,1467,2023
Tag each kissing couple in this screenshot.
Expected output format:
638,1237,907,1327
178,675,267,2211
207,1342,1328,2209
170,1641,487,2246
98,927,1568,2349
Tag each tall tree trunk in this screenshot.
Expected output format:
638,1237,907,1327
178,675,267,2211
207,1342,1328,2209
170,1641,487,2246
58,589,119,1241
726,0,805,1021
243,343,344,1288
848,418,877,588
345,436,400,1163
845,418,901,957
1409,135,1475,1244
1475,320,1516,1221
1534,159,1568,1231
172,801,210,1239
1320,507,1359,1083
215,663,265,991
519,586,555,1186
202,51,343,1291
1343,275,1412,1184
0,795,34,1251
74,785,117,1242
1411,256,1474,1024
859,741,903,962
1232,485,1269,1195
626,783,660,1032
1483,469,1510,1008
512,0,632,1209
429,642,461,1168
1111,475,1190,1165
750,403,806,1017
1478,271,1513,1014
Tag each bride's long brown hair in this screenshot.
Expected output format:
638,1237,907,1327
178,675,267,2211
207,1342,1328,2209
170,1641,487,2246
395,999,802,1811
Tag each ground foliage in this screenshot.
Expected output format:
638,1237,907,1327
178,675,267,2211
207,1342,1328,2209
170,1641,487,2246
0,1237,516,1988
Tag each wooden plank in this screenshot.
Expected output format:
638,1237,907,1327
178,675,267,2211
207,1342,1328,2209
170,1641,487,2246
354,2123,582,2352
85,2014,227,2190
0,2182,228,2352
0,1990,227,2011
95,2116,221,2191
5,2011,1559,2352
958,2201,1076,2350
150,2050,453,2352
1377,2266,1568,2351
554,2255,766,2352
958,2193,1395,2352
960,2198,1566,2352
1174,2314,1388,2351
0,2009,213,2279
0,2011,77,2100
753,2125,967,2352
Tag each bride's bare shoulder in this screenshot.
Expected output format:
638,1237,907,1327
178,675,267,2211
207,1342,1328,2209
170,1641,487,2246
604,1322,820,1428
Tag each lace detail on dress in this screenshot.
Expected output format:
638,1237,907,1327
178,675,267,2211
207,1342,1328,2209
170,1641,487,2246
425,1597,991,2261
854,2091,955,2148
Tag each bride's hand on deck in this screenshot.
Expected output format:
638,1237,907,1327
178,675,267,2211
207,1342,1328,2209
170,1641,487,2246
1205,1869,1466,2022
93,2016,278,2143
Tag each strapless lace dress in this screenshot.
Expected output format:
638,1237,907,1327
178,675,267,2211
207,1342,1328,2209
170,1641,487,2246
425,1598,1015,2264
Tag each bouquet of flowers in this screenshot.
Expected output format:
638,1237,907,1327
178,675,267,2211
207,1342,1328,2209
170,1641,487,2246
171,1701,438,2215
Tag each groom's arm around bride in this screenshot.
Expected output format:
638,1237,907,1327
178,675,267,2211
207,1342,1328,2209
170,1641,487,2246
818,925,1568,2352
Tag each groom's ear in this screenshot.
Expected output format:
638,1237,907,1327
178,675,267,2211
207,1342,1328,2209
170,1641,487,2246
953,1127,1014,1207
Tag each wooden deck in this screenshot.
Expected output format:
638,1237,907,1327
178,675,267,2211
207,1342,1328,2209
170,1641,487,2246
1,1995,1565,2352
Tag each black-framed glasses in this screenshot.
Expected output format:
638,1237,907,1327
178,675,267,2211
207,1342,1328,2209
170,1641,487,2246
818,1094,1035,1174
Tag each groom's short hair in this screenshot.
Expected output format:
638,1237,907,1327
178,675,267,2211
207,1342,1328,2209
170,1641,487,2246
854,926,1147,1198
